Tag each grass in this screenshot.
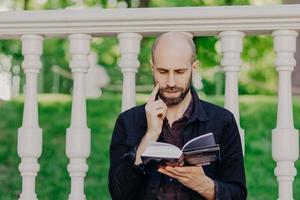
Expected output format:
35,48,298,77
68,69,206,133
0,92,299,199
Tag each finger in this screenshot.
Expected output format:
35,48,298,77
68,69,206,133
157,99,167,112
154,109,166,119
148,83,160,103
153,108,164,115
174,166,204,174
159,99,167,108
173,166,194,173
153,100,164,109
158,168,181,179
152,101,167,116
146,104,165,120
164,166,187,178
198,166,204,173
152,102,166,115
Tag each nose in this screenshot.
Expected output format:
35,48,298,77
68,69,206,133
167,73,176,87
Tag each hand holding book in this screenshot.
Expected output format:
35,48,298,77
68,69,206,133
158,165,216,199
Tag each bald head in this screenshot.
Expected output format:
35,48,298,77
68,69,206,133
151,32,196,66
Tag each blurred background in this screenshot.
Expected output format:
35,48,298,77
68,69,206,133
0,0,299,199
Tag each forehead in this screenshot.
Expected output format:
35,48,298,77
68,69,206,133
153,42,192,69
155,64,191,71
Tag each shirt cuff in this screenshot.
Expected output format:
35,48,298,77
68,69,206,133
213,180,233,200
122,145,147,176
213,180,219,200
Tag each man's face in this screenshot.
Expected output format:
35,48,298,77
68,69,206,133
152,44,195,106
153,70,192,106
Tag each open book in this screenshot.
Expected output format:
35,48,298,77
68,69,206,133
141,133,220,168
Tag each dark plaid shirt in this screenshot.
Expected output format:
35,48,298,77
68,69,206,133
157,99,193,200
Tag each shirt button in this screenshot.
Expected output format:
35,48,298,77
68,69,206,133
169,178,173,182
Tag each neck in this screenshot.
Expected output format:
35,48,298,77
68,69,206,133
166,89,192,125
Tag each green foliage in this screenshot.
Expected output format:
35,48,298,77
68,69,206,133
41,39,72,93
149,0,250,7
137,37,156,84
241,36,277,94
0,93,299,199
195,37,221,68
92,37,123,85
41,0,74,9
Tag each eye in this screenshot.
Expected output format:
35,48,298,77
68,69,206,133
159,69,168,74
176,70,186,74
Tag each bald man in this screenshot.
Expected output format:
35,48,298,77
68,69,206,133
109,32,247,200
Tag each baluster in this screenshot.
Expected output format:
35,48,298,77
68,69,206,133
272,30,299,200
18,34,44,200
219,31,245,154
117,33,142,111
66,34,91,200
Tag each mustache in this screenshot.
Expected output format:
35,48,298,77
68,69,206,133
160,87,183,92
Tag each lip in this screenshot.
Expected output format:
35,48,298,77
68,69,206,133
165,91,179,93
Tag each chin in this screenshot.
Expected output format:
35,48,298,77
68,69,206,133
161,95,183,106
164,99,183,106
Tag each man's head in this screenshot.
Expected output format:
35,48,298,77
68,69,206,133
151,32,198,106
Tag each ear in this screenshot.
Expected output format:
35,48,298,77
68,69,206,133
192,60,199,71
150,59,154,72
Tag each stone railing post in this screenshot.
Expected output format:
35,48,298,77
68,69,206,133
272,30,299,200
66,34,91,200
219,31,245,154
117,33,142,112
17,34,44,200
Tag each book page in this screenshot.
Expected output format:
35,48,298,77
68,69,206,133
182,132,215,151
142,141,182,159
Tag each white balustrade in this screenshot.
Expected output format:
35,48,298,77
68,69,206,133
1,5,300,37
66,34,91,200
272,30,299,200
17,34,44,200
117,33,142,111
0,4,298,199
219,31,245,154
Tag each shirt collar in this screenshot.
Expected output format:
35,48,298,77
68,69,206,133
183,96,193,119
188,86,209,122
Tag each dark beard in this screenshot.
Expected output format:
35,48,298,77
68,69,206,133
155,75,192,106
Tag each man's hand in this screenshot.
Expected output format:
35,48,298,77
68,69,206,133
158,166,215,200
145,83,167,141
134,83,167,165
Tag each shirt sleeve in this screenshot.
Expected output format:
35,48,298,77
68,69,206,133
108,115,147,200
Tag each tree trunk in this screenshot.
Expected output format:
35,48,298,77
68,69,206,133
124,0,132,8
24,0,30,10
139,0,150,7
